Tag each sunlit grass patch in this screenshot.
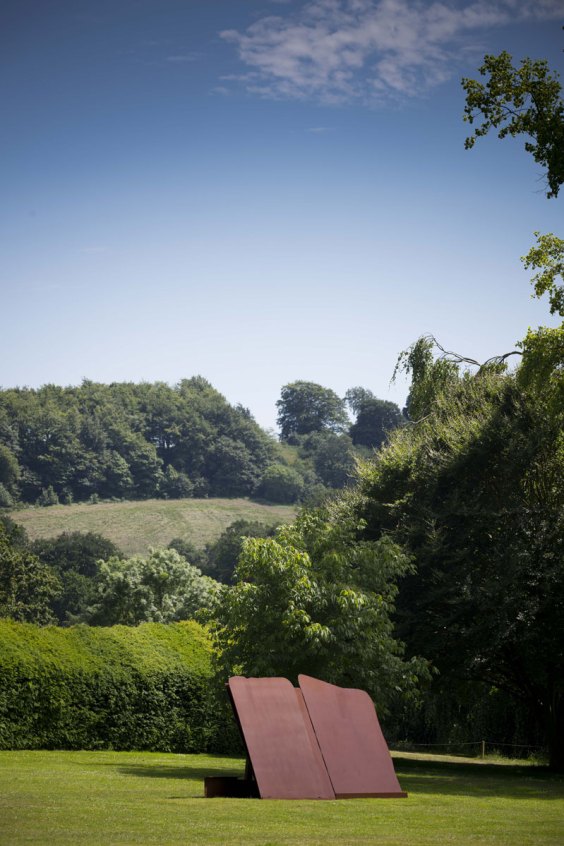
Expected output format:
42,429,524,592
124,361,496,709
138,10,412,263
10,498,296,556
1,750,562,845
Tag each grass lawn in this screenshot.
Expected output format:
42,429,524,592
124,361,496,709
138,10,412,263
0,750,562,845
10,498,297,556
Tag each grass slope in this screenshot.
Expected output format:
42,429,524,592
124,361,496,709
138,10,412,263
10,498,297,556
0,751,562,846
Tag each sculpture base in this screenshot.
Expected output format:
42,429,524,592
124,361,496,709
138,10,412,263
204,777,258,799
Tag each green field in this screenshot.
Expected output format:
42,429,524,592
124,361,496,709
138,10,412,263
9,498,297,556
0,750,562,845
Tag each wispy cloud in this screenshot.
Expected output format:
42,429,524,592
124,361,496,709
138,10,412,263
220,0,562,104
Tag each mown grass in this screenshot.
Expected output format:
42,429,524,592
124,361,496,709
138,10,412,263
9,498,297,556
0,750,562,846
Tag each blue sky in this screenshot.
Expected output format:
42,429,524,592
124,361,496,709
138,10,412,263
2,0,562,432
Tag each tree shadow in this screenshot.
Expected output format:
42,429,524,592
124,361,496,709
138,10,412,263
112,755,564,802
118,762,244,782
394,757,564,801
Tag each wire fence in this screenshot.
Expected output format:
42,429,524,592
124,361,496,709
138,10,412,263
391,739,546,760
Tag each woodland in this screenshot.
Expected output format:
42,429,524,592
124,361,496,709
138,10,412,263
0,376,401,507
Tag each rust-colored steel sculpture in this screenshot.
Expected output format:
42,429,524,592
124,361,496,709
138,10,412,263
226,676,334,799
203,674,406,800
299,674,407,798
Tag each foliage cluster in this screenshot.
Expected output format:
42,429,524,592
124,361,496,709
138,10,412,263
0,376,403,508
277,380,404,447
0,521,61,625
206,506,429,717
0,377,277,505
462,51,564,198
353,333,564,768
175,518,278,585
0,619,232,753
0,521,220,627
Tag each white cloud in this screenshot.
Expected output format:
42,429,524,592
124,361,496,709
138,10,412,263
220,0,562,104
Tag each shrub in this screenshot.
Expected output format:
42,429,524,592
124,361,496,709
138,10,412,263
36,486,60,507
0,620,233,753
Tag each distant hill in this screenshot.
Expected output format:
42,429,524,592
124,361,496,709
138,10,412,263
10,497,297,556
0,378,281,506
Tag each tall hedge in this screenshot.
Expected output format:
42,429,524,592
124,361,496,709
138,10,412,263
0,620,227,752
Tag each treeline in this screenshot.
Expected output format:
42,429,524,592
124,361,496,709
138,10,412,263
0,378,276,505
0,377,403,507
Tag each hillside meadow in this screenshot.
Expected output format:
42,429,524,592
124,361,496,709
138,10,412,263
9,498,297,556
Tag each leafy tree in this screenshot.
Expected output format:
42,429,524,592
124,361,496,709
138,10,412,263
355,341,564,769
0,444,19,495
0,515,28,549
522,231,564,317
207,508,428,714
204,519,278,584
160,464,194,499
31,532,121,624
166,537,208,571
518,232,564,411
393,336,460,421
257,463,305,503
82,547,218,626
31,531,120,578
36,485,59,507
462,51,564,198
298,431,357,489
277,381,348,442
0,485,14,508
0,523,61,625
344,386,375,415
349,398,404,449
206,436,262,497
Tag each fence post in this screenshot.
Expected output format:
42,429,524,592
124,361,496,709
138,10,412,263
481,740,486,760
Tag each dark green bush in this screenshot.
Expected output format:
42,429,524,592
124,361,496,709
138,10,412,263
0,620,235,752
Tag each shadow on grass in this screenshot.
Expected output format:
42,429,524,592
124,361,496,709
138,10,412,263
114,756,564,802
395,757,564,801
118,762,245,782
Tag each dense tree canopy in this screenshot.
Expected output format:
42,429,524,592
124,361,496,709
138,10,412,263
202,519,278,584
0,523,61,625
207,507,428,714
349,398,404,449
354,345,564,769
0,376,405,507
276,381,349,441
30,532,121,625
80,547,218,626
0,378,277,504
